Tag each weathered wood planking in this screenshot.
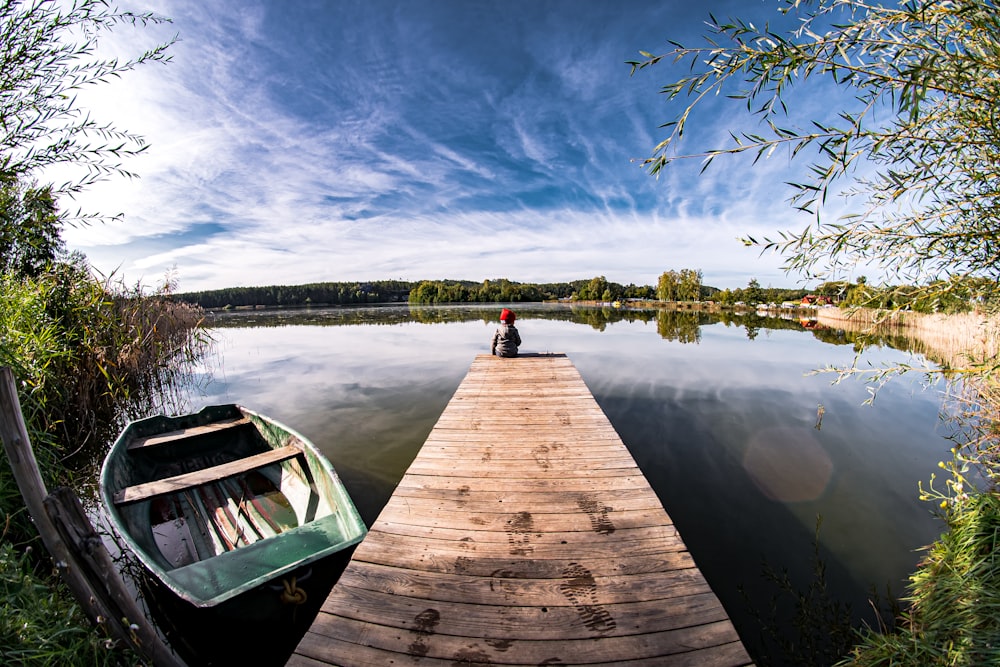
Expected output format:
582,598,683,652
125,415,250,450
112,443,302,505
290,353,752,667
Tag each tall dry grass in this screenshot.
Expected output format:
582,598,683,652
821,306,1000,666
816,307,1000,371
0,264,209,665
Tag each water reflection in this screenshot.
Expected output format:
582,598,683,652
190,304,951,665
743,425,833,502
206,302,663,329
207,303,909,352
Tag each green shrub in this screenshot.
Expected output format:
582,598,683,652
0,264,207,664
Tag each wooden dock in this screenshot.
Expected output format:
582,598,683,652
289,353,751,666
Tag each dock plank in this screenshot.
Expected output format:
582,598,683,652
291,353,751,666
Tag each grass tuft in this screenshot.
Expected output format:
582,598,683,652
1,261,208,664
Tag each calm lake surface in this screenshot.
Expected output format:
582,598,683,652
189,303,952,663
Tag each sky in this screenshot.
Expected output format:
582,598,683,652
58,0,848,293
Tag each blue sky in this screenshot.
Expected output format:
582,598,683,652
61,0,843,293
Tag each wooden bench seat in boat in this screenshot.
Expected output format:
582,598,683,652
113,444,302,505
126,416,251,450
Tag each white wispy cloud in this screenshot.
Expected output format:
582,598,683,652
59,0,831,293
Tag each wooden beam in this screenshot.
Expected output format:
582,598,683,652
114,444,302,505
127,416,250,450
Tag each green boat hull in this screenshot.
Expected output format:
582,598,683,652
100,405,366,609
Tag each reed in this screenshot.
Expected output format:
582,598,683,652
840,491,1000,666
826,309,1000,665
0,264,208,665
816,307,1000,372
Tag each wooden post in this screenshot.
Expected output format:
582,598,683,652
0,366,185,667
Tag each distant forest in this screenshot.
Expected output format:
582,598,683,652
408,277,663,304
173,277,662,309
174,280,414,309
172,274,828,310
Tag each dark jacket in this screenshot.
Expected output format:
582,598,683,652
491,323,521,357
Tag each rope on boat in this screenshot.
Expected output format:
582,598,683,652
280,576,308,605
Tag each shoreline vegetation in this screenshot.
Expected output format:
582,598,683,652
816,307,1000,372
810,306,1000,665
1,269,208,666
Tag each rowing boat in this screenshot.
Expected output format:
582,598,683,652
99,404,366,662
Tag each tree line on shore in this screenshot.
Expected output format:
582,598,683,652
174,271,994,315
175,276,663,308
175,279,414,308
408,276,660,304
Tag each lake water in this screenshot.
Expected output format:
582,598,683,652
189,303,952,664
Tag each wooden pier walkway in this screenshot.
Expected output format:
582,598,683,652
290,353,751,666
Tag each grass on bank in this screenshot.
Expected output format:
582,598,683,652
0,262,207,666
837,366,1000,666
841,491,1000,666
0,542,124,665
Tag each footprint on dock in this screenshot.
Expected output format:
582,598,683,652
555,411,571,426
505,511,535,556
489,568,515,595
559,563,616,635
532,444,551,470
408,608,440,657
485,638,512,652
452,644,495,665
576,494,615,535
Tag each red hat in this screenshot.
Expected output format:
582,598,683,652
500,308,515,323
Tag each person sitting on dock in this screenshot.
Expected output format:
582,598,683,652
491,308,521,358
